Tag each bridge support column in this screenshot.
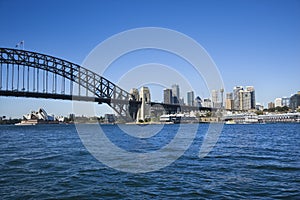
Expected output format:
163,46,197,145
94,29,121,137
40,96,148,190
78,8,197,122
136,87,151,122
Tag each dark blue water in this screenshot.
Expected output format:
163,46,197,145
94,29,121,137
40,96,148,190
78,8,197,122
0,123,299,199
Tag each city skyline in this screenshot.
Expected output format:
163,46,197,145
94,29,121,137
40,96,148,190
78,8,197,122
0,0,300,117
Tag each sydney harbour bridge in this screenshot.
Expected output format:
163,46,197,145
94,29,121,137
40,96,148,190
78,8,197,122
0,47,212,122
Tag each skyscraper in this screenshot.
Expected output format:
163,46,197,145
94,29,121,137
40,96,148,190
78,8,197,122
187,91,194,106
239,90,251,110
220,88,224,108
163,89,172,104
225,92,233,110
233,86,243,110
211,90,219,108
246,86,256,109
171,84,180,104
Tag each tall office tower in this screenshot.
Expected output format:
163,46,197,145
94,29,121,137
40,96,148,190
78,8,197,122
282,97,290,107
225,92,234,110
171,84,180,104
129,88,139,101
233,86,243,110
187,91,195,106
246,86,256,109
211,90,219,108
220,88,224,108
163,89,172,104
275,98,282,107
239,90,251,111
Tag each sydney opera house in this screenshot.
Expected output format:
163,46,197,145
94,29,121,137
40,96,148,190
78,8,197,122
15,108,58,125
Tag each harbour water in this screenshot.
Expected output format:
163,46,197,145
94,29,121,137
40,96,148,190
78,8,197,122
0,123,299,199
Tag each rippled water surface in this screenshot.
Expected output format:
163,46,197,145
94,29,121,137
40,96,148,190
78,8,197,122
0,123,299,199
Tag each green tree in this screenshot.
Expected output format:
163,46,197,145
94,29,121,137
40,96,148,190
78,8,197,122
255,110,264,115
268,108,275,112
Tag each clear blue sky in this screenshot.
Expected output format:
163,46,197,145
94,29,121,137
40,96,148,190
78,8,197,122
0,0,299,118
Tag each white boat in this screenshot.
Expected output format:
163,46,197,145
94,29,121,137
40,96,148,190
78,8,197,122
225,120,236,124
15,120,37,126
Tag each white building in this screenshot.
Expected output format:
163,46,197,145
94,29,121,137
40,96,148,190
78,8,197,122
23,108,54,121
202,98,212,108
275,98,282,107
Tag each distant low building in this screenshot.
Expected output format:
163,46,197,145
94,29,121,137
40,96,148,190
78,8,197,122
268,102,275,109
104,114,115,123
256,103,264,111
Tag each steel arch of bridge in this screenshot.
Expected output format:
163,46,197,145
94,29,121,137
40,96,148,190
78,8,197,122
0,47,137,121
